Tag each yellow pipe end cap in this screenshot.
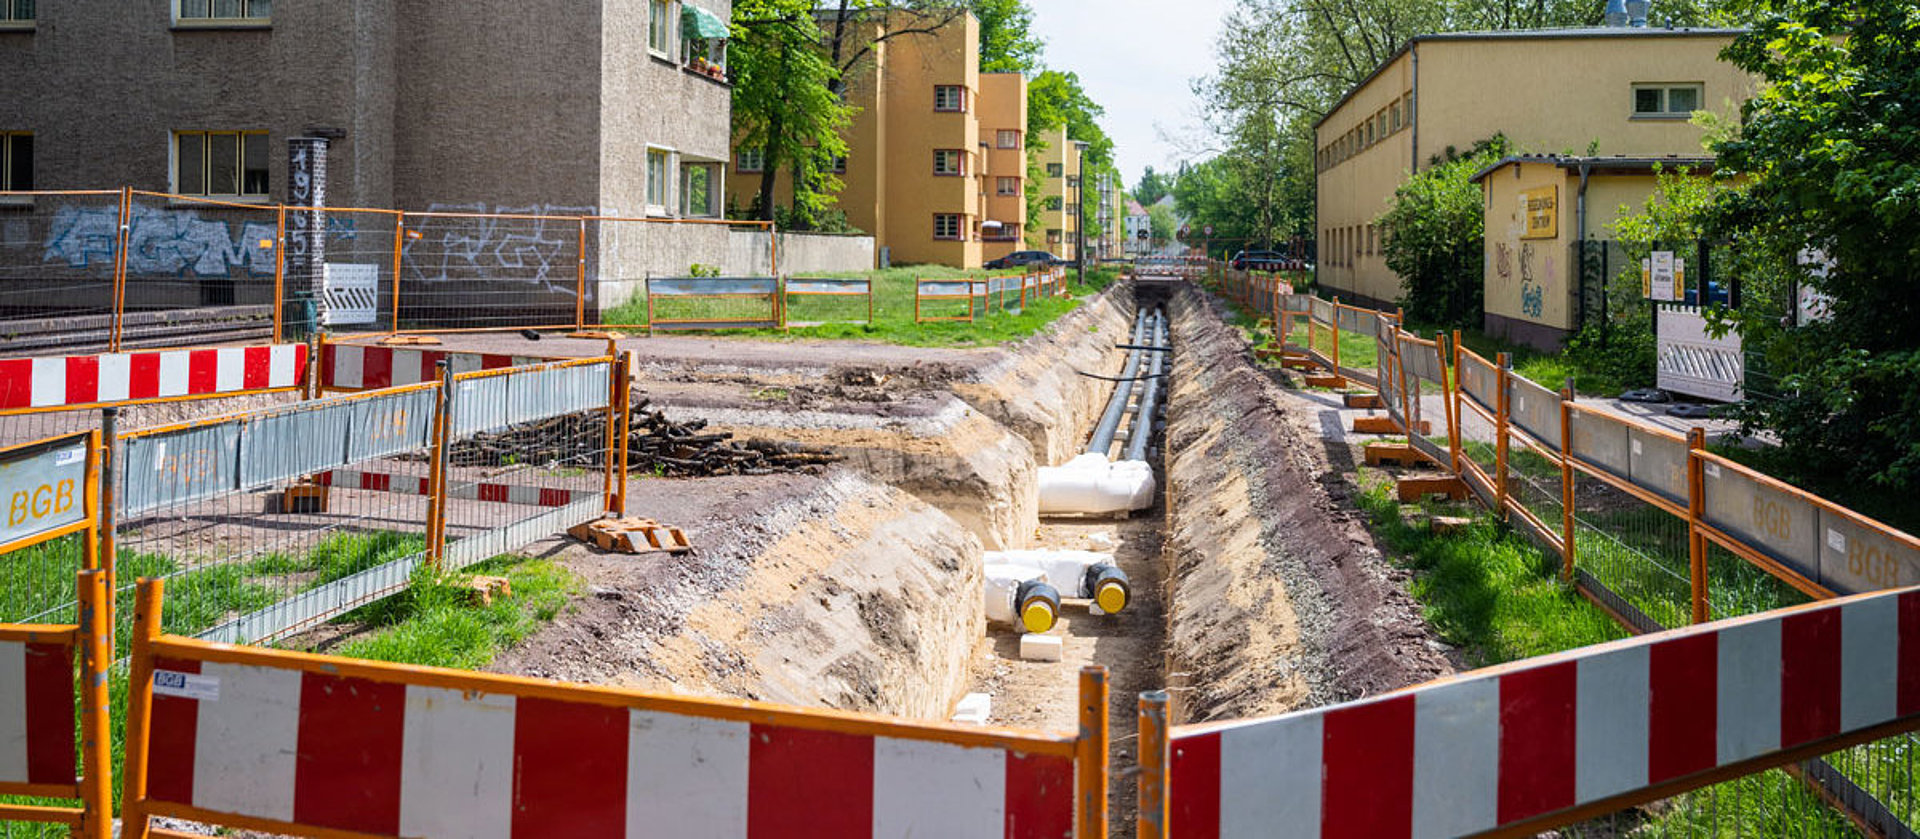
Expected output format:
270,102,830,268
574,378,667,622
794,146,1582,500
1096,581,1128,614
1021,601,1056,634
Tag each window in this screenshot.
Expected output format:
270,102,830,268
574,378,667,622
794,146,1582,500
996,130,1021,149
1,133,30,191
2,0,32,25
736,148,763,173
996,177,1020,196
1633,83,1702,117
933,149,963,176
647,148,671,211
933,213,961,240
680,163,718,218
177,0,270,23
1046,229,1062,245
1066,176,1080,189
1045,196,1062,211
1046,163,1063,177
1065,203,1078,217
649,0,673,55
934,85,966,112
175,131,268,197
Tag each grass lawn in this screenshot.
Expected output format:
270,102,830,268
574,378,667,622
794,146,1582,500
597,264,1125,348
318,555,579,669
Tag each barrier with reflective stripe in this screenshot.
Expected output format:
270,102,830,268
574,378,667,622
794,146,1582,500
916,279,979,323
319,468,588,508
646,276,782,332
0,344,307,413
122,576,1107,839
783,277,873,327
1147,584,1920,839
320,340,559,392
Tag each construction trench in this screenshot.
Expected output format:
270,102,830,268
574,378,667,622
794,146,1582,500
382,274,1450,823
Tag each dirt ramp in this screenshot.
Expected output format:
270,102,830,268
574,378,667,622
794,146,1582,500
491,469,982,719
1162,285,1451,725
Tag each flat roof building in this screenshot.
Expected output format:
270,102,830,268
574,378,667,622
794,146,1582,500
1314,24,1755,344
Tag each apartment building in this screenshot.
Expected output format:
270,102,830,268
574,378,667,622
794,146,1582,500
727,11,1025,268
1033,129,1083,262
1124,199,1150,255
1,0,733,217
1314,22,1755,344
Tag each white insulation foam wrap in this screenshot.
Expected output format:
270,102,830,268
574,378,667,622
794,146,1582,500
981,563,1045,625
983,550,1114,599
1036,453,1155,514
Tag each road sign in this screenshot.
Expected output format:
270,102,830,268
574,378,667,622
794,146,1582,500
1204,225,1214,236
1137,229,1148,241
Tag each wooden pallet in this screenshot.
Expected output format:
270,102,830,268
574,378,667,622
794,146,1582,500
568,517,693,554
1396,476,1467,503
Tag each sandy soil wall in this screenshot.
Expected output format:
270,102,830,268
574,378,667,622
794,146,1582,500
492,470,982,718
954,283,1135,466
1161,284,1452,725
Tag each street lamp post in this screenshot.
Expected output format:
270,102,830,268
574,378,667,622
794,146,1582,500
1075,141,1088,286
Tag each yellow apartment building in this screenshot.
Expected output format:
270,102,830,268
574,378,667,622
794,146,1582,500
1313,24,1756,342
1034,128,1083,261
726,11,1027,268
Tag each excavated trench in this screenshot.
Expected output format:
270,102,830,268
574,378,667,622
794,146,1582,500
496,275,1452,773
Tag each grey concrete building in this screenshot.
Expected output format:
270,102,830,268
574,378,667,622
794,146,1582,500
0,0,733,214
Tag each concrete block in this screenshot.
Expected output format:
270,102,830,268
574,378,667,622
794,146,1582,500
951,692,992,725
1019,633,1064,662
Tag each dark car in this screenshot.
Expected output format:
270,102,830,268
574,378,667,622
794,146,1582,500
985,250,1066,270
1231,249,1292,271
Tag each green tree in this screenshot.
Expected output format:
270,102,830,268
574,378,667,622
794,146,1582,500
1026,70,1117,251
1704,0,1920,493
1375,137,1507,328
1133,167,1174,206
1147,202,1178,249
731,0,852,225
970,0,1043,72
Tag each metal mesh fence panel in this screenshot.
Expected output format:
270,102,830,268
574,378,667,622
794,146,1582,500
0,191,124,356
396,211,586,331
0,529,86,626
309,208,403,336
644,278,780,331
122,193,279,348
1570,471,1694,631
784,278,872,327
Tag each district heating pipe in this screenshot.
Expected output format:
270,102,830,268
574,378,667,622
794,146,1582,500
1087,309,1154,457
1124,310,1168,463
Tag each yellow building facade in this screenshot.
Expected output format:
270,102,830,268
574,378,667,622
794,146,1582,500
1034,128,1082,261
726,12,1028,268
1313,26,1756,343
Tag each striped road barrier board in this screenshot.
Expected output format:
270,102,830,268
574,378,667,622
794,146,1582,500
317,469,587,508
0,345,306,411
321,344,560,391
1165,586,1920,838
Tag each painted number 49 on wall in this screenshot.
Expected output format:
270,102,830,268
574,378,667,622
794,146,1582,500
0,434,90,549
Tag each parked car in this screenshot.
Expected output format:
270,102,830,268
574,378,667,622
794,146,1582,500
1230,249,1292,271
985,250,1067,270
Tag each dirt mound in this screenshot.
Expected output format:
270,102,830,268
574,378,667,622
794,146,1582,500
491,469,982,718
1163,285,1451,725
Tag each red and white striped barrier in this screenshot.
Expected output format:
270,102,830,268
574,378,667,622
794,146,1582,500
322,344,558,391
317,469,585,507
137,657,1074,837
1166,588,1920,838
0,345,306,411
0,638,76,788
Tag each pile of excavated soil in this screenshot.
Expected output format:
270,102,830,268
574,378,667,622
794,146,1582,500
1162,285,1451,725
491,468,983,719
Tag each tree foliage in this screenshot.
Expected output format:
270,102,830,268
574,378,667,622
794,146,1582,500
1133,167,1174,206
1375,137,1506,328
730,0,852,225
971,0,1043,73
1703,0,1920,493
1026,70,1119,251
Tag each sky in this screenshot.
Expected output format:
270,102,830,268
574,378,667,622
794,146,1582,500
1027,0,1238,193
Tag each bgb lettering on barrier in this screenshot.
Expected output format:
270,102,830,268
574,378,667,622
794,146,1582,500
0,433,92,550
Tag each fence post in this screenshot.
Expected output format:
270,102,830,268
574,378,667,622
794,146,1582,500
110,187,132,353
1495,352,1513,515
425,361,453,569
75,568,111,839
603,339,624,516
118,578,166,839
614,350,632,518
1331,297,1343,375
1137,690,1170,839
1687,427,1709,624
1076,666,1110,839
97,413,116,645
272,205,287,344
576,217,588,332
1450,331,1466,475
1560,380,1577,582
306,332,322,400
390,214,405,335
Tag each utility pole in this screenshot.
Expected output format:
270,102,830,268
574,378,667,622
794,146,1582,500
1075,140,1088,285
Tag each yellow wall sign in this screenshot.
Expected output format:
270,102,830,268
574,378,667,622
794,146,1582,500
1521,186,1558,239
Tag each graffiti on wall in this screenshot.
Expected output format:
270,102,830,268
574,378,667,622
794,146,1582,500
1518,241,1544,319
400,204,596,292
42,205,280,277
